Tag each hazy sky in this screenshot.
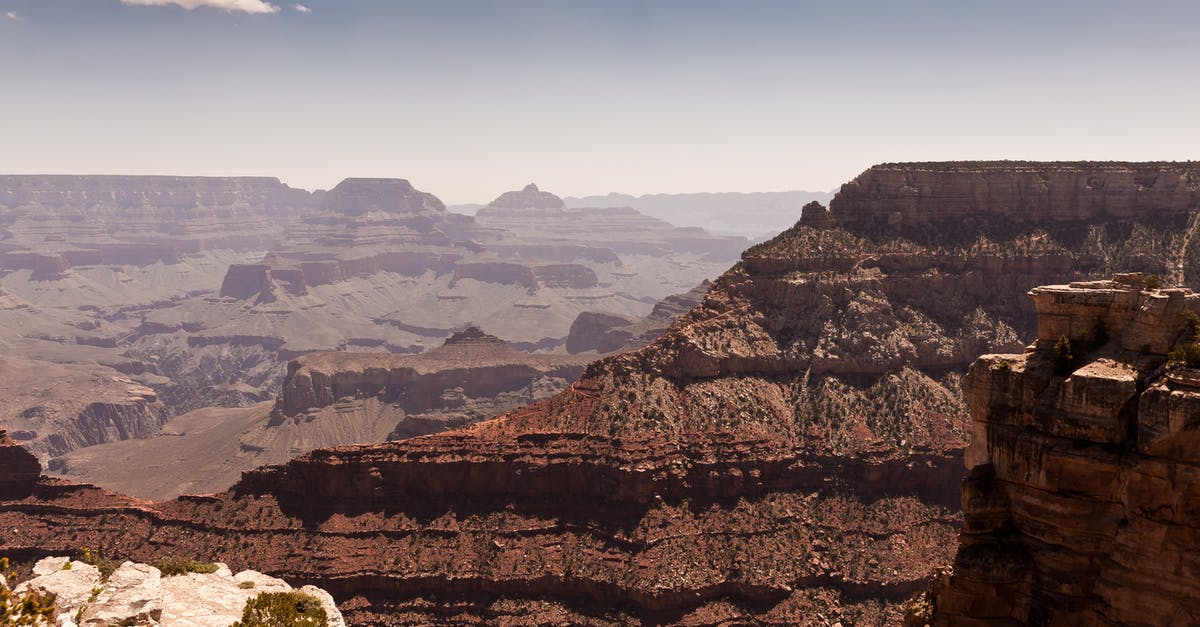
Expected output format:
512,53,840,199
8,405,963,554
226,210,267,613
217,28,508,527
1,1,1198,203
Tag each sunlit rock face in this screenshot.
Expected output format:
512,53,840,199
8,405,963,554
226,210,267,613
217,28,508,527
917,274,1200,626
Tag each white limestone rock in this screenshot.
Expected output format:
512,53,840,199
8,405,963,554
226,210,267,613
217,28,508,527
14,557,344,627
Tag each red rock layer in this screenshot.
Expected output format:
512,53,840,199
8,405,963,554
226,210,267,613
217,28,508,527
916,274,1200,625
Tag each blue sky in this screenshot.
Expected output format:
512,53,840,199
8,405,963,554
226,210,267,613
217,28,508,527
1,0,1198,203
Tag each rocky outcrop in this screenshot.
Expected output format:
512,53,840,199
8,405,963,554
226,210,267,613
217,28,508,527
916,274,1200,626
0,428,40,499
564,311,640,354
834,161,1200,237
320,177,445,215
2,358,171,460
450,262,538,290
487,183,565,210
533,263,598,289
275,327,590,432
565,281,711,354
14,556,344,627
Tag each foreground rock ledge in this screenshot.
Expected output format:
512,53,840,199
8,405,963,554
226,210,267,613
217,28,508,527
13,556,344,627
916,274,1200,625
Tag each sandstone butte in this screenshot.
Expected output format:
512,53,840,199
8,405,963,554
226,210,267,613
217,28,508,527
907,273,1200,626
3,161,1200,625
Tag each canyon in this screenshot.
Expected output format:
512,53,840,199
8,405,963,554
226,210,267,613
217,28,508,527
0,175,736,475
3,161,1200,624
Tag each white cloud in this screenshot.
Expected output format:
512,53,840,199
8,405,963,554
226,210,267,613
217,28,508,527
120,0,281,14
292,3,310,13
3,11,19,21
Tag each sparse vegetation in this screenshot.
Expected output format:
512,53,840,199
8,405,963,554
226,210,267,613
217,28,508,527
1052,335,1076,375
150,557,219,577
1,557,56,626
238,581,256,589
231,591,328,627
1169,310,1200,368
1143,274,1163,290
77,548,120,581
1169,342,1200,368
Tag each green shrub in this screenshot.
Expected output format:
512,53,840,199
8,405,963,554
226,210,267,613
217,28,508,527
232,591,328,627
1170,342,1200,368
1181,310,1200,341
1052,335,1076,375
239,581,256,590
1,557,56,626
1144,274,1163,290
77,548,120,581
150,558,219,577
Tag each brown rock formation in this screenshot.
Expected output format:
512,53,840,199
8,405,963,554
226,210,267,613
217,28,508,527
834,161,1200,237
916,274,1200,626
0,428,40,499
48,328,594,500
487,183,566,210
275,326,590,433
565,281,710,354
320,178,445,215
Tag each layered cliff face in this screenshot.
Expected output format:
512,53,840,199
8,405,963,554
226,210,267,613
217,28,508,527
915,275,1200,626
275,327,591,437
6,162,1200,624
834,161,1200,237
319,177,445,215
47,328,592,500
565,280,710,354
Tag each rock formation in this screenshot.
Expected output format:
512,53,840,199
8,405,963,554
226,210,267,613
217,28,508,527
487,183,566,210
913,274,1200,625
6,162,1200,624
565,280,711,354
48,328,592,499
319,177,444,215
0,428,39,499
475,183,750,262
13,556,344,627
560,189,836,239
833,161,1200,238
0,175,727,467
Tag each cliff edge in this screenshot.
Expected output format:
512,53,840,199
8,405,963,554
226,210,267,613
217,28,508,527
914,273,1200,625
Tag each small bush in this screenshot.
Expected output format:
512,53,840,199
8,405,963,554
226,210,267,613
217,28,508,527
1,557,57,626
1052,335,1076,375
1170,342,1200,368
150,558,219,577
232,591,327,627
1144,274,1163,290
1181,310,1200,341
238,581,256,590
77,548,120,581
